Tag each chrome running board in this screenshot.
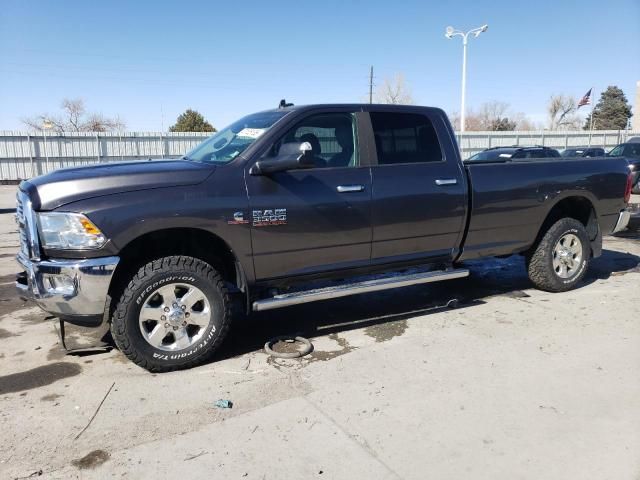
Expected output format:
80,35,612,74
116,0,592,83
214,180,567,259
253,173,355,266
252,268,469,312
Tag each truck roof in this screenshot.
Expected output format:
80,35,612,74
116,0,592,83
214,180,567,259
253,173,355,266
263,103,447,114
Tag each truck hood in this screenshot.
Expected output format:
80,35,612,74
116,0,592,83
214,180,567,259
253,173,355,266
22,160,215,210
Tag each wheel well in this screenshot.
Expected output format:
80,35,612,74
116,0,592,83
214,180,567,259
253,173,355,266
108,228,241,306
533,196,598,248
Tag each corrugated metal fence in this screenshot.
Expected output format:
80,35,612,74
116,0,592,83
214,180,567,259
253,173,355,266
456,130,639,160
0,131,210,180
1,129,638,181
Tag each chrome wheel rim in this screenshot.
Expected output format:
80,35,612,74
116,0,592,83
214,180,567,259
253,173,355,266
552,233,583,279
138,283,212,351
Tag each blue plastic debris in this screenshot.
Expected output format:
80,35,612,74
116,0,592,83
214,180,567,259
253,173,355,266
214,399,233,409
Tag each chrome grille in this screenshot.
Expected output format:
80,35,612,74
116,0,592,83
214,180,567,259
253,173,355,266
15,191,38,260
16,193,29,257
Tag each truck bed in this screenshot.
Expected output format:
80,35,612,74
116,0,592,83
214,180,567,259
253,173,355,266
459,156,630,261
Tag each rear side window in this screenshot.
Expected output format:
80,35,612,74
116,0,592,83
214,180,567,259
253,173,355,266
370,112,443,165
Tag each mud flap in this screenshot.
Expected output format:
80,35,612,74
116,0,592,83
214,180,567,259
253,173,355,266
591,228,602,258
54,318,112,353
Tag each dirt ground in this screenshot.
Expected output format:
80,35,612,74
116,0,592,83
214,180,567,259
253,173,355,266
0,185,639,479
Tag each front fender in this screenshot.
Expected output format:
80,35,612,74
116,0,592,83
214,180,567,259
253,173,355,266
43,168,255,283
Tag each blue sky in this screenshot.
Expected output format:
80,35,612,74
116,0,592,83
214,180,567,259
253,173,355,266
1,0,638,131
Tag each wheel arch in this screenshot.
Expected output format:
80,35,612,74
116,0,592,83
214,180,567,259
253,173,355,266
108,228,248,316
531,194,600,257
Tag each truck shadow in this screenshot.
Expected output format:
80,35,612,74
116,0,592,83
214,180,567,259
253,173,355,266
216,247,640,361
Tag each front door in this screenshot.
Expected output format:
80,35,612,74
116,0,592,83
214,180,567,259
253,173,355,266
246,111,372,280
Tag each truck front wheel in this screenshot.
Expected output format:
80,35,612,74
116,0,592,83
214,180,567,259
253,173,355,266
526,218,591,292
111,256,233,372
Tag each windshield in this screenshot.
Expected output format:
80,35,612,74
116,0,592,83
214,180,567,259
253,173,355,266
467,149,514,162
184,110,288,164
608,145,624,157
609,144,640,158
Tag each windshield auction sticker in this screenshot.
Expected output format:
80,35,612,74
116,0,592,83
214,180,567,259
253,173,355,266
236,128,266,139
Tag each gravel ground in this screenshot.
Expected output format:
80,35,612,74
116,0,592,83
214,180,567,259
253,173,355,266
0,185,639,479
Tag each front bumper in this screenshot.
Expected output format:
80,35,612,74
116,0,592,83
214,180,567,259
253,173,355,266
16,253,119,327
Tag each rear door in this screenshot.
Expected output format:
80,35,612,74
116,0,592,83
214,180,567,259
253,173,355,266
246,109,373,280
367,109,467,264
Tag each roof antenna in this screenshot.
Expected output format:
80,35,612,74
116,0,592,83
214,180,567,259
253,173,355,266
279,99,294,109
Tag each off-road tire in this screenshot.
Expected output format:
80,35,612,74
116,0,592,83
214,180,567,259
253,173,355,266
111,256,234,372
526,218,590,292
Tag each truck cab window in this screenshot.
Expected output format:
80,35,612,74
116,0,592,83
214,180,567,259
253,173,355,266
370,112,442,165
269,113,359,168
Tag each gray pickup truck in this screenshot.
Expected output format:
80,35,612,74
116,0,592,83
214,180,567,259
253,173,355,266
15,104,633,371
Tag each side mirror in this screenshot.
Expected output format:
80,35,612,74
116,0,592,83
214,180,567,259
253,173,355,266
250,141,315,175
297,141,316,168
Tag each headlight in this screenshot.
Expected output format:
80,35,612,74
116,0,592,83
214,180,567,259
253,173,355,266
37,212,107,250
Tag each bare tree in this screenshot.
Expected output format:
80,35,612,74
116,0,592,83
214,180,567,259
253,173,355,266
21,98,125,132
447,111,461,131
375,73,414,105
449,101,535,131
83,113,126,132
21,114,64,133
476,101,510,128
510,112,538,130
61,98,85,131
547,94,580,130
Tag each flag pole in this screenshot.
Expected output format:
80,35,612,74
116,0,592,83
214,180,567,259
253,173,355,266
588,87,595,146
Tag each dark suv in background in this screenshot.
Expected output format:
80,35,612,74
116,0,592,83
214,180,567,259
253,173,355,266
561,147,605,158
608,138,640,194
466,146,560,162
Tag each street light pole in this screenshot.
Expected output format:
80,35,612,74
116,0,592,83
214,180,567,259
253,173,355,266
445,24,488,132
460,35,468,133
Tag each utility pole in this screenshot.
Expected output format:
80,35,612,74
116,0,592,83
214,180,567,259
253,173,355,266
369,66,374,104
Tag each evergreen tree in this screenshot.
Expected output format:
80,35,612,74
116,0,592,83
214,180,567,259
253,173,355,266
584,86,632,130
170,109,216,132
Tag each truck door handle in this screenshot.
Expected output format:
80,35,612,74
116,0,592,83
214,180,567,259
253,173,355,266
337,185,365,193
435,178,458,186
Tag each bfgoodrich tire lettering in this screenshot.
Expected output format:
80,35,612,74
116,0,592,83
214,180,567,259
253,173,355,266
111,256,233,372
526,218,591,292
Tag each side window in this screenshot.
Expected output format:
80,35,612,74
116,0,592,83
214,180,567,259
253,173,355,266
269,113,358,168
370,112,443,165
546,149,560,158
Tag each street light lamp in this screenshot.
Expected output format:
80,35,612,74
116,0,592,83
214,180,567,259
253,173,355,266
445,24,488,132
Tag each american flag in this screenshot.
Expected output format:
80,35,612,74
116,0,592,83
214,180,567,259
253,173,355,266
577,88,592,108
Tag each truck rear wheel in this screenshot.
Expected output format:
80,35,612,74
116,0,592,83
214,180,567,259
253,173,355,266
526,217,591,292
111,256,233,372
